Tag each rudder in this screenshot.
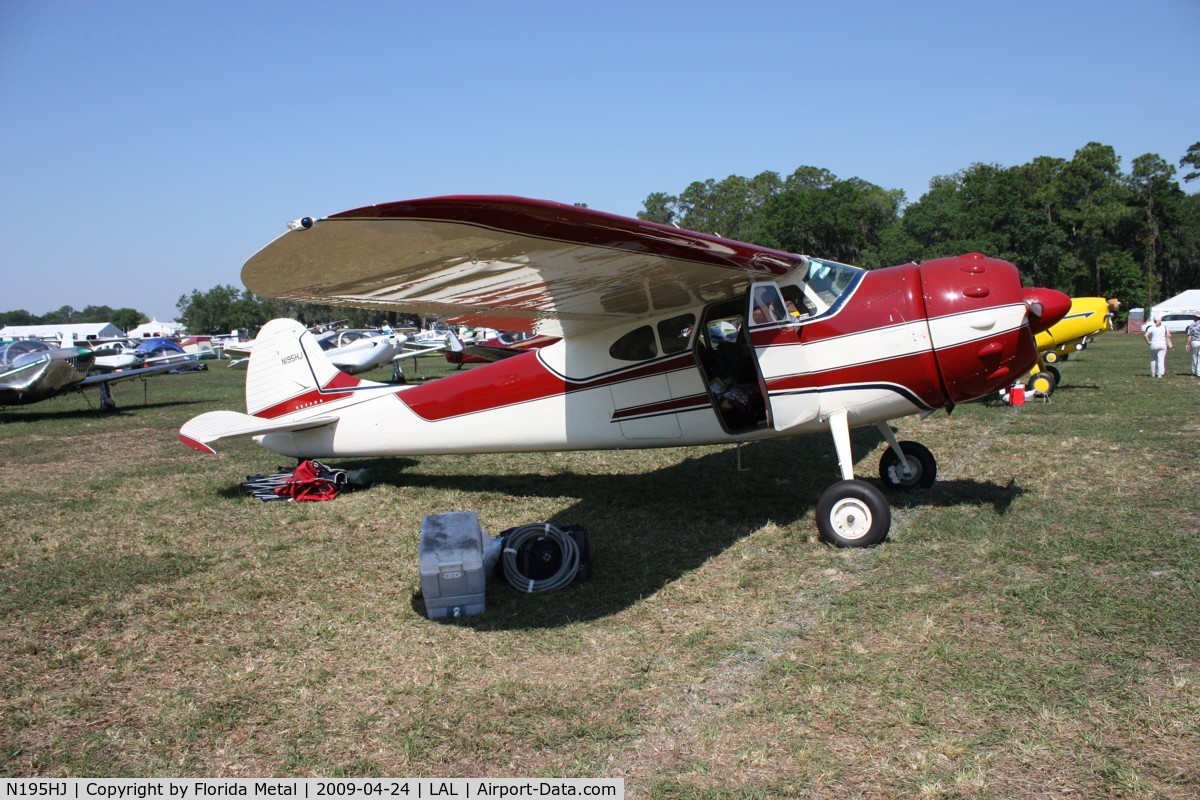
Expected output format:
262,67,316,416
245,318,357,417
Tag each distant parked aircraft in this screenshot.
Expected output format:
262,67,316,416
1,339,186,411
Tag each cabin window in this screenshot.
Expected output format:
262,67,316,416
609,326,658,361
748,285,788,326
657,313,695,354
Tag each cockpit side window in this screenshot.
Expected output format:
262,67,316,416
780,284,817,320
657,313,695,354
609,325,658,361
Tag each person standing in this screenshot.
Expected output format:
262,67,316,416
1143,315,1172,378
1184,317,1200,377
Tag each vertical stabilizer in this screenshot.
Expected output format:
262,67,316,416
245,318,359,417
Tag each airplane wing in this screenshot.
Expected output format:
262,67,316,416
241,196,808,338
460,343,525,362
179,410,339,454
392,341,447,361
77,360,187,387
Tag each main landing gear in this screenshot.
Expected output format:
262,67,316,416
815,412,938,548
98,382,118,413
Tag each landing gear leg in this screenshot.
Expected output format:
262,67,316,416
98,382,117,413
392,360,406,384
816,410,891,547
877,423,937,491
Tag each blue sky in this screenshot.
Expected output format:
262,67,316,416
2,0,1197,321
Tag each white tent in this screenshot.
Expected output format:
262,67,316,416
1151,289,1200,315
0,322,123,342
128,319,186,338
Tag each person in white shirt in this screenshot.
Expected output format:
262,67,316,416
1143,315,1172,378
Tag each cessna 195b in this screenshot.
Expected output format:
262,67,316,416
180,196,1070,546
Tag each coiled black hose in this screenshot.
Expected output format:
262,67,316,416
501,523,581,592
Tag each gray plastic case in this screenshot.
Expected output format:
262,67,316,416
419,511,486,619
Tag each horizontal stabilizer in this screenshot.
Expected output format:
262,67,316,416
179,410,338,454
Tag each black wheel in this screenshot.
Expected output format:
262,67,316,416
879,440,937,491
816,479,891,548
1046,364,1062,387
1027,371,1056,396
1043,350,1059,364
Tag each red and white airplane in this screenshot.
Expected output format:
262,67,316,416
180,196,1069,547
444,328,559,366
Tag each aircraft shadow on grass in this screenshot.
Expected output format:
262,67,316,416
329,428,1026,630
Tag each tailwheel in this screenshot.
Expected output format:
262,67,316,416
879,441,937,491
816,479,891,548
1027,371,1056,396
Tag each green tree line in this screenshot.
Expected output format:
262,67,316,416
0,305,147,332
172,285,418,337
640,141,1199,316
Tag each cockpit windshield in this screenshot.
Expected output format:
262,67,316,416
792,257,864,318
0,339,53,369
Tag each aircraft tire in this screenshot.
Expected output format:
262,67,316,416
1044,350,1059,364
816,479,891,548
1027,371,1056,396
1046,364,1062,387
879,441,937,491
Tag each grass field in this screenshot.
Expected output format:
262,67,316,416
1,334,1197,798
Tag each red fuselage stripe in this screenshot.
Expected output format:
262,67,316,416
255,371,361,419
398,351,697,422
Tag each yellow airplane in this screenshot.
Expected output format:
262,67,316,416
1021,297,1114,396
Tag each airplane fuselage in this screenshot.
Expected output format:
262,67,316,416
0,344,94,405
213,255,1044,461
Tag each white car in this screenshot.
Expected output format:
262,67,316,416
1161,313,1200,334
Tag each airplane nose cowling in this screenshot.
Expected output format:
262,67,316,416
1022,288,1072,334
918,253,1045,404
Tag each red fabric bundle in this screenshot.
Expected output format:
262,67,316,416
274,459,340,502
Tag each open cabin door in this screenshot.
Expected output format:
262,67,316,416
695,292,771,436
744,282,819,433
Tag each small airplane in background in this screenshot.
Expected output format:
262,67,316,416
180,196,1069,547
88,339,143,371
1012,296,1115,398
312,327,405,375
225,325,442,382
1,338,190,411
1037,297,1114,364
444,329,559,367
90,338,204,374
